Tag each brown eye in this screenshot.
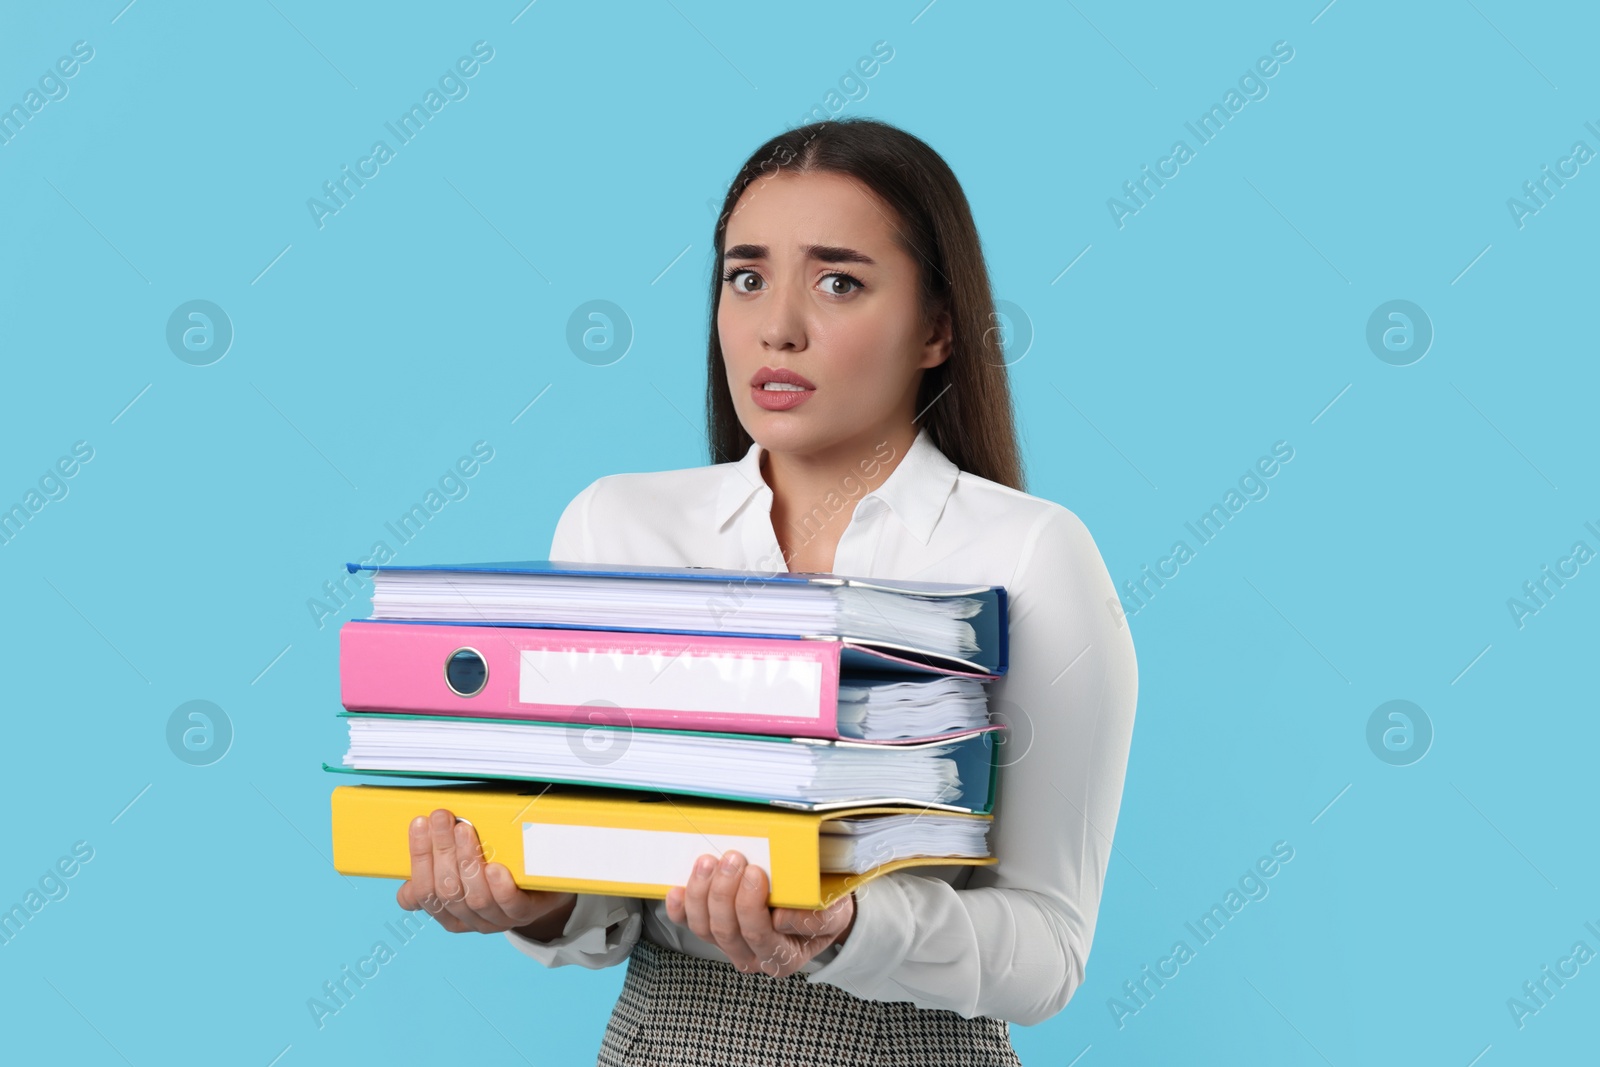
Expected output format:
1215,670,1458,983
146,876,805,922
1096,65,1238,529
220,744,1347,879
820,273,863,296
725,268,762,292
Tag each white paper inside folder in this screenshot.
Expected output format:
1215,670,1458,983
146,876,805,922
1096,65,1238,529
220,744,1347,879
340,714,977,808
512,645,991,740
518,646,826,720
834,675,989,739
817,813,992,873
366,568,984,663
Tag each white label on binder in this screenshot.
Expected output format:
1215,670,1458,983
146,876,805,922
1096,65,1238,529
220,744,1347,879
518,648,823,719
521,823,773,885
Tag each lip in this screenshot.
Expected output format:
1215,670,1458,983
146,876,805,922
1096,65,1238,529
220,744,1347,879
751,367,816,389
750,366,816,412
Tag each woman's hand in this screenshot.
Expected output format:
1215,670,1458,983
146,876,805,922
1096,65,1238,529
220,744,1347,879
664,849,855,977
396,808,577,937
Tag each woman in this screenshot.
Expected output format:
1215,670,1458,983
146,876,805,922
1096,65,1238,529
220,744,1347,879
396,117,1139,1065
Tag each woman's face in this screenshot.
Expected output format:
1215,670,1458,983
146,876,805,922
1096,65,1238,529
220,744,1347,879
718,169,949,460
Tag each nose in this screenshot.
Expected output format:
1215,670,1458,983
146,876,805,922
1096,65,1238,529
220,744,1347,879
757,276,808,352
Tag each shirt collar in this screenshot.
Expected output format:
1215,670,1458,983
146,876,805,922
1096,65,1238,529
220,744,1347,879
715,426,960,545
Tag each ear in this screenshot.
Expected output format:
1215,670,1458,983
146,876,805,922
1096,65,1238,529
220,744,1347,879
920,306,953,370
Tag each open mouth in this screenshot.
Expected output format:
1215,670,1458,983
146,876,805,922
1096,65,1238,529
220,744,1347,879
750,381,815,410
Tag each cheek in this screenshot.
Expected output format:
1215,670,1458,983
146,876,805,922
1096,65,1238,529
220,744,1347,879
716,306,742,362
718,299,766,366
720,343,758,405
816,321,914,390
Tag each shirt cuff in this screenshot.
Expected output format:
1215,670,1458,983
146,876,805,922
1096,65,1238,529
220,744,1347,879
803,876,916,994
504,893,641,969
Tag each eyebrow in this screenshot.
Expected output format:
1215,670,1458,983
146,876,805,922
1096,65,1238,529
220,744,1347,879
723,243,876,266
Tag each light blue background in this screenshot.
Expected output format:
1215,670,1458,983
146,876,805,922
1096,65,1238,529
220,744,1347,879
2,1,1595,1063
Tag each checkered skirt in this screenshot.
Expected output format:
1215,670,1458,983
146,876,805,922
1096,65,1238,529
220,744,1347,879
596,934,1023,1067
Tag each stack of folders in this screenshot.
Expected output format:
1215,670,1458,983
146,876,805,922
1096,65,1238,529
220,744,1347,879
326,560,1011,909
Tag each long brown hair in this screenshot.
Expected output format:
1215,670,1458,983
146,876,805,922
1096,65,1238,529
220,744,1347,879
704,118,1025,492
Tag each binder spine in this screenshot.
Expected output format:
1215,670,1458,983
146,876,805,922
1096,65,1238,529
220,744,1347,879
329,783,828,907
340,621,846,739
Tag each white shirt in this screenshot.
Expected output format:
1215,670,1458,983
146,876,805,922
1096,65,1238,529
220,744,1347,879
504,427,1138,1026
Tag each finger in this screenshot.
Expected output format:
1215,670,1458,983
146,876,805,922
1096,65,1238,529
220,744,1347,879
403,870,466,932
429,907,470,934
486,863,569,930
454,821,521,929
428,810,497,933
732,863,788,975
754,934,805,978
403,815,436,904
681,854,715,941
428,809,465,903
664,885,685,925
441,822,505,933
396,878,432,912
401,868,464,928
773,896,851,939
401,877,446,920
707,851,758,971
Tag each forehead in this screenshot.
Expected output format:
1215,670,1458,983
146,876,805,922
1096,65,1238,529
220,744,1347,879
724,170,896,253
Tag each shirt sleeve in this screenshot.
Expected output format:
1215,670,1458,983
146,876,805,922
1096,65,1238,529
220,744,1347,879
547,477,602,565
802,505,1139,1026
502,476,648,970
504,893,644,969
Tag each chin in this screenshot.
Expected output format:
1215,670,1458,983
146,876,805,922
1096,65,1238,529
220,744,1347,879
745,417,809,451
750,423,858,460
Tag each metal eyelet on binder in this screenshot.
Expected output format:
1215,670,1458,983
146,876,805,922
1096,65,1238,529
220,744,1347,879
444,647,488,697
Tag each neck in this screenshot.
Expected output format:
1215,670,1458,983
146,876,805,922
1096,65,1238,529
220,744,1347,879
760,423,918,549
